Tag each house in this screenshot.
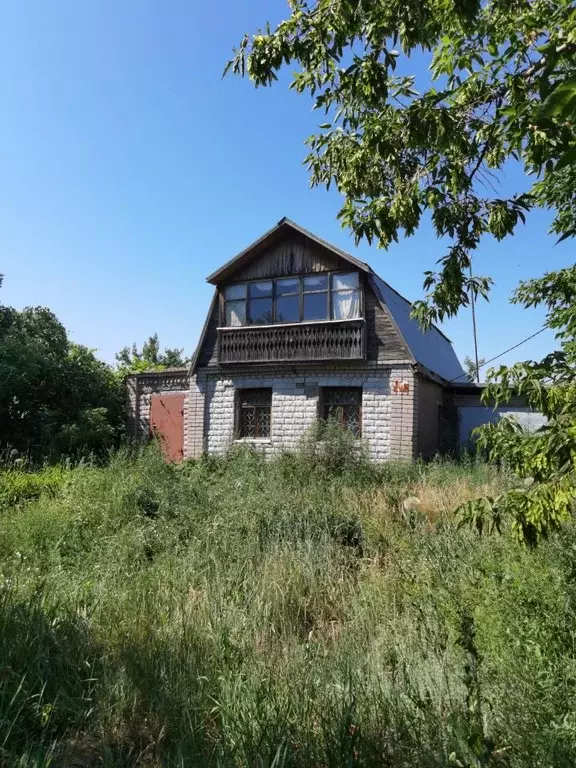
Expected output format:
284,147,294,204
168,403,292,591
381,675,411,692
127,218,480,462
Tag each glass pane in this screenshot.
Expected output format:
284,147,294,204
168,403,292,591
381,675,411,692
240,389,272,406
225,300,246,327
322,388,362,438
249,281,273,298
332,289,361,320
276,295,300,323
248,298,273,324
332,272,359,290
224,284,247,300
240,407,256,438
323,388,361,406
238,390,272,439
303,275,328,292
276,277,300,296
303,292,328,321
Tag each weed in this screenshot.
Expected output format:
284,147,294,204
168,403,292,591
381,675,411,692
0,439,573,765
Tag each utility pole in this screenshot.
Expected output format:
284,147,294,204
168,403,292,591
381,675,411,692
470,262,480,383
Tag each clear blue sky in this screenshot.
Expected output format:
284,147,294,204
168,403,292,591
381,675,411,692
0,1,573,373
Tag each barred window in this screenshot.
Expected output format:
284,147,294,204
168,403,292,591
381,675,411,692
321,387,362,437
237,388,272,439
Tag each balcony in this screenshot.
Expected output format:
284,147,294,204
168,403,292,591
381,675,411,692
217,318,366,364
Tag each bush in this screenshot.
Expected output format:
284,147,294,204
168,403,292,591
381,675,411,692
0,466,67,508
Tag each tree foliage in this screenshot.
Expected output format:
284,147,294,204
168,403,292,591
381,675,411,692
228,0,576,325
229,0,576,542
0,302,123,460
459,266,576,545
463,354,486,382
115,333,189,374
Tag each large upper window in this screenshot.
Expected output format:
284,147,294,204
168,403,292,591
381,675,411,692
222,272,361,327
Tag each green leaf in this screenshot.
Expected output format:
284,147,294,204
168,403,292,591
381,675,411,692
555,145,576,171
539,77,576,119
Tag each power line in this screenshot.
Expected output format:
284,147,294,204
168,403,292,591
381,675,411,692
450,327,547,383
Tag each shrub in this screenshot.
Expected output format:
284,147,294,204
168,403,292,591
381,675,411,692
0,466,67,508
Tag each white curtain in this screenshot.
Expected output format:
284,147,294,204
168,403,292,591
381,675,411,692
225,300,246,327
332,272,359,290
332,290,360,320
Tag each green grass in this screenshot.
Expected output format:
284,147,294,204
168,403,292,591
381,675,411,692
1,436,576,767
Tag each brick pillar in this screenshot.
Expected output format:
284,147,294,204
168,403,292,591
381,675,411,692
186,372,206,458
388,367,417,460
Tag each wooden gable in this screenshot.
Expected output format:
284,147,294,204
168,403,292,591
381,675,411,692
191,218,415,372
227,234,358,283
206,218,369,285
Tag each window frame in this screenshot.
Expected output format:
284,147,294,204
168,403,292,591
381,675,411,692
220,271,363,328
235,387,273,440
247,280,274,325
319,386,363,438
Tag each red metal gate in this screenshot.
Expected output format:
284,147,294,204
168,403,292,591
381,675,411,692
150,393,185,462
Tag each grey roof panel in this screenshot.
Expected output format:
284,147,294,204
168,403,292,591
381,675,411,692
371,274,465,382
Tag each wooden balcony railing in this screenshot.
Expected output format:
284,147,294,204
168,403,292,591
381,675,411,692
218,319,366,364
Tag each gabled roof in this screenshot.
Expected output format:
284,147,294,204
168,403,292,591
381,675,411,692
206,217,370,285
197,218,466,383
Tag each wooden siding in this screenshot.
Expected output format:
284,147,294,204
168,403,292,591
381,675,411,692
196,299,220,367
365,284,412,362
229,236,348,282
218,319,366,364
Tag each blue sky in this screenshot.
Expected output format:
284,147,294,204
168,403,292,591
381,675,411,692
0,1,573,373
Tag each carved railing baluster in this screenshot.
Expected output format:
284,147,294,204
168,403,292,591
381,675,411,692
218,319,366,364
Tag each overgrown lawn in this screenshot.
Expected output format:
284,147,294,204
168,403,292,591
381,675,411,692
1,437,575,767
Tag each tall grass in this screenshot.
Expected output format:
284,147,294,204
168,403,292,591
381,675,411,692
1,435,575,766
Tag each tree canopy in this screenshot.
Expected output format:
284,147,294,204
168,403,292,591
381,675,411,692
0,271,192,462
460,265,576,545
115,333,189,375
463,354,486,383
0,301,123,460
229,0,576,543
228,0,576,325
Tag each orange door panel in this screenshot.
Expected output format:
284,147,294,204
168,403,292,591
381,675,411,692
150,393,185,462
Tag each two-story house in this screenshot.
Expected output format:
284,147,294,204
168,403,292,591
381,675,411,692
126,218,469,462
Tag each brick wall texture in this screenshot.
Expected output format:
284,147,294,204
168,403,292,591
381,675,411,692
126,366,446,462
187,365,416,462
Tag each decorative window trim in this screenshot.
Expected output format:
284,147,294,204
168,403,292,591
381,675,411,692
221,272,363,328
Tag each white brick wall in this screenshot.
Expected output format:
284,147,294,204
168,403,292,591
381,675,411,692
193,366,416,462
185,373,206,458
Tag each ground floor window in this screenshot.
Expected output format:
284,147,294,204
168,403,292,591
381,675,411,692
236,388,272,438
321,387,362,437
